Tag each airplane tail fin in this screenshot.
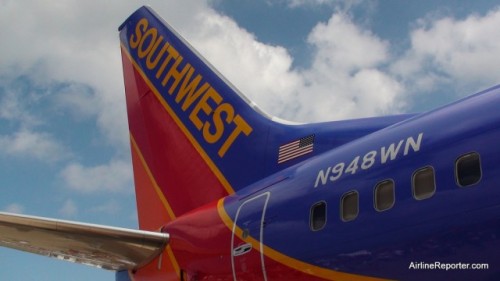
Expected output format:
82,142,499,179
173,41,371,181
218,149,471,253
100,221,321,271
119,6,412,230
119,6,279,229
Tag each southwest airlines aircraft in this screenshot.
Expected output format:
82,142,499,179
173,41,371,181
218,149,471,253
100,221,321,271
1,6,498,281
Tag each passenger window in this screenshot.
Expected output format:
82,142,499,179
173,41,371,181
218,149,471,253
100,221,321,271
374,180,394,211
341,191,358,222
310,201,327,231
456,152,482,187
412,166,436,200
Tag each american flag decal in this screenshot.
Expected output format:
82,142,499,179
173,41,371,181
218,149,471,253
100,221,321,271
278,135,315,164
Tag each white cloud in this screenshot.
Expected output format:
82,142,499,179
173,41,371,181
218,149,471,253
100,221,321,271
0,81,44,127
0,129,70,162
3,203,25,214
297,13,403,120
285,0,362,9
59,159,133,193
1,1,138,150
393,8,500,95
88,200,121,215
59,199,78,218
308,14,389,72
52,83,100,120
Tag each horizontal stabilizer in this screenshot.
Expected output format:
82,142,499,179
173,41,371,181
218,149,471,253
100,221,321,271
0,212,168,270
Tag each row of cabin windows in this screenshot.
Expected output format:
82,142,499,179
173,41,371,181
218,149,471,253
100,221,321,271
310,152,482,231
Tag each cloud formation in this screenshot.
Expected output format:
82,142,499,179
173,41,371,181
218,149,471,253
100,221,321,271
59,199,78,218
393,7,500,95
297,13,403,120
0,129,70,162
2,203,25,214
59,160,133,193
1,1,500,199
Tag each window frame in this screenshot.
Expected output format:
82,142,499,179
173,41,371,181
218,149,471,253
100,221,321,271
373,179,395,212
340,190,359,222
412,166,436,200
309,201,327,231
455,152,482,187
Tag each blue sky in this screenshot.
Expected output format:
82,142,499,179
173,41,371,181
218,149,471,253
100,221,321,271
1,0,500,280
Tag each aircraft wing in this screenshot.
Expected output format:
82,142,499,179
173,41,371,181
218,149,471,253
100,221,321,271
0,212,168,270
